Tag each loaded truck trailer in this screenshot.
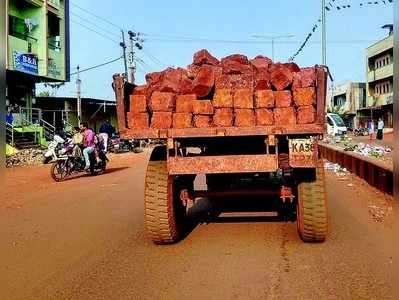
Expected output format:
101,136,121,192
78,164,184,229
113,51,329,244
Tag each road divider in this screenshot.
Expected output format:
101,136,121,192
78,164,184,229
319,142,393,195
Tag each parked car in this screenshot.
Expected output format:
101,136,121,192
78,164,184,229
326,113,347,136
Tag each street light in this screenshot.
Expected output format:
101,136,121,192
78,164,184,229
251,34,295,61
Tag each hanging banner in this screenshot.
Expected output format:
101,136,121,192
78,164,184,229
13,51,38,75
48,58,61,78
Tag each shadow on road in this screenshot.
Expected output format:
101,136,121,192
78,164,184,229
61,167,130,182
102,167,130,175
180,195,296,240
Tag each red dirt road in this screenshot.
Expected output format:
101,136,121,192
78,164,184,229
1,151,398,299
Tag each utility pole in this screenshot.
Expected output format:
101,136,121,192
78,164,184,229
76,65,82,125
120,30,128,79
251,34,294,61
126,31,144,84
321,0,327,65
127,31,136,84
271,38,275,61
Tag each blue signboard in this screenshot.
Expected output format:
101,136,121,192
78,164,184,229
13,51,38,75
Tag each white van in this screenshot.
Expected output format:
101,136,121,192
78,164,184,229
326,113,347,136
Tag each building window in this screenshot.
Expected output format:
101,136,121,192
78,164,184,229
9,15,37,43
359,88,366,108
48,12,61,51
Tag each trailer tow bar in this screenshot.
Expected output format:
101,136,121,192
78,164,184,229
280,186,295,203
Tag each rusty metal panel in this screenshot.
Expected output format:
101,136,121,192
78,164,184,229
120,128,160,139
289,139,317,168
121,124,324,139
168,154,278,175
170,128,217,138
315,66,327,125
114,76,127,132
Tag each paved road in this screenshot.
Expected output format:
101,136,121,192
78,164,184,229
2,151,397,299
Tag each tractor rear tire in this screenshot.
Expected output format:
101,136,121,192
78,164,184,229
144,160,184,244
297,161,328,242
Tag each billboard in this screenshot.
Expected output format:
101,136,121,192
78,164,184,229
13,51,38,75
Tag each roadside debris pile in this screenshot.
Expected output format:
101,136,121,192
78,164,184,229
324,162,349,176
368,205,391,223
127,49,321,129
323,136,392,159
355,143,391,158
6,148,44,168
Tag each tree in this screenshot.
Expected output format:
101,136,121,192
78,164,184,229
37,90,51,97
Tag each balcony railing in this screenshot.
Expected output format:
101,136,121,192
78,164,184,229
48,0,60,7
9,31,38,43
48,40,61,51
367,64,394,82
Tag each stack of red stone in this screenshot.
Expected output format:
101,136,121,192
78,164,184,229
127,49,317,129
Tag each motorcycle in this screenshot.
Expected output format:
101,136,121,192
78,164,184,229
50,140,108,182
354,127,369,136
43,135,71,164
108,135,142,153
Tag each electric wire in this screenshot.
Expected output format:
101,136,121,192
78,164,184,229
70,1,122,30
70,56,123,76
135,57,153,71
70,11,120,39
141,48,168,68
289,0,394,61
70,18,120,43
144,38,376,44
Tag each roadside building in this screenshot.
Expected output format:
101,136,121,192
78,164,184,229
357,26,393,128
34,97,118,133
6,0,70,151
327,82,366,129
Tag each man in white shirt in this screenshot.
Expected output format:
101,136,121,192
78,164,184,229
376,118,384,140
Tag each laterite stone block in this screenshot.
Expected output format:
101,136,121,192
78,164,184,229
274,107,296,126
193,100,214,115
129,94,147,113
233,89,253,109
274,91,292,108
127,112,149,129
176,94,196,113
193,115,213,128
151,112,172,128
255,109,274,126
213,108,234,127
293,87,316,106
173,113,193,128
150,91,175,112
255,90,274,108
234,109,255,127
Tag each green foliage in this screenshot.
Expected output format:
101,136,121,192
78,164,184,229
327,106,351,121
37,90,51,97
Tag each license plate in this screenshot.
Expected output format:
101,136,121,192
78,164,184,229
289,139,315,154
289,139,317,168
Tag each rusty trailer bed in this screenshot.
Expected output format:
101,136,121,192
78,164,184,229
119,124,325,139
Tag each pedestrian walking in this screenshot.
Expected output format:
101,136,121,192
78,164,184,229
368,119,374,140
376,118,384,140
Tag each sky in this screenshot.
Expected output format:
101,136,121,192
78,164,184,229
47,0,394,101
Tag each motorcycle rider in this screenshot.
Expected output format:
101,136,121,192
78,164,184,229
81,122,97,170
98,120,115,153
71,126,84,157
